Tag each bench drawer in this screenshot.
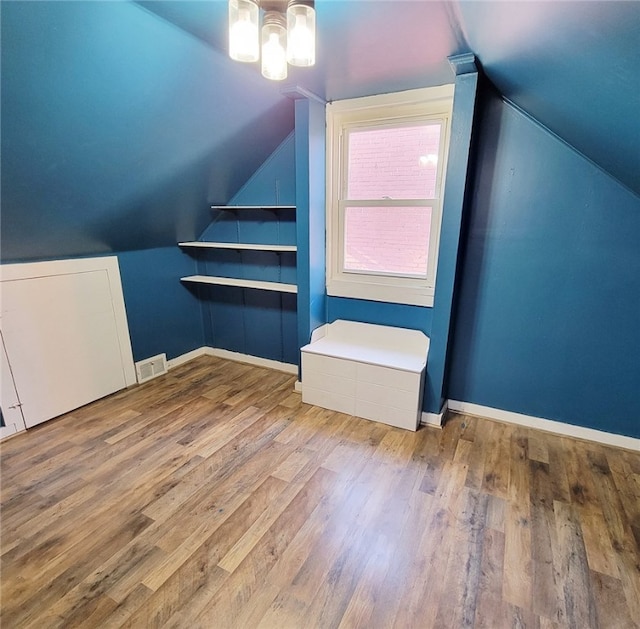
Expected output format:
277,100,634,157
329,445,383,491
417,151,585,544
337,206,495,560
302,353,356,379
303,369,356,398
356,400,420,432
357,362,421,391
302,386,356,416
356,380,419,412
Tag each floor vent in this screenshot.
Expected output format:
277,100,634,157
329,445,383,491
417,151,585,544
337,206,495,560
135,353,168,384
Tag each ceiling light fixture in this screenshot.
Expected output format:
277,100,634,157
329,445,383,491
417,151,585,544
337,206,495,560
229,0,316,81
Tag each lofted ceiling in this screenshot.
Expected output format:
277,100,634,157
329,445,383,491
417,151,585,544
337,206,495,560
1,0,638,261
139,0,640,194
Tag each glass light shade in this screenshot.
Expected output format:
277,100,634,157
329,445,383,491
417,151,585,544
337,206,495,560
229,0,259,63
261,12,288,81
286,2,315,67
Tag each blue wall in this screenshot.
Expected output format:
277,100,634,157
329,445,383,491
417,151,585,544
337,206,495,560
231,133,296,206
327,298,433,335
426,62,479,414
118,247,204,362
448,89,640,439
295,98,327,352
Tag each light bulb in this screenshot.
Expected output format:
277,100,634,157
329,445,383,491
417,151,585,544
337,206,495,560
286,3,315,67
261,12,287,80
229,0,259,62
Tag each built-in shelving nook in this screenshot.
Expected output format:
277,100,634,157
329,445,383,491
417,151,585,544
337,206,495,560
178,91,326,370
180,205,298,294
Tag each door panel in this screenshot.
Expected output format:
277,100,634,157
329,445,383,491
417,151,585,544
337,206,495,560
1,269,127,428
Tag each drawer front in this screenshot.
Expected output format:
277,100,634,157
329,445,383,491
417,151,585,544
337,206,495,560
303,386,356,416
355,400,420,431
303,370,356,398
302,353,357,379
357,362,422,392
302,350,424,432
356,380,418,412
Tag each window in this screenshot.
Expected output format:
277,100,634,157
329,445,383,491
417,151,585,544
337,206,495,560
326,86,454,307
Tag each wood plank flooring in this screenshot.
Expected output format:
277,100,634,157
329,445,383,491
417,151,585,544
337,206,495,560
1,355,639,628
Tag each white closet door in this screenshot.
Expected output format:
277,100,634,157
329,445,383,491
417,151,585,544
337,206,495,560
1,267,130,428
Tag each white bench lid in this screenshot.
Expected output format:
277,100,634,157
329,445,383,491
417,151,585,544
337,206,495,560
301,320,429,372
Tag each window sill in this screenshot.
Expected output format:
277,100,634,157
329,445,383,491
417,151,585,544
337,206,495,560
326,278,434,307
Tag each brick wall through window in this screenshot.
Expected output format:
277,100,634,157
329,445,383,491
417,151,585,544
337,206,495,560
344,123,441,276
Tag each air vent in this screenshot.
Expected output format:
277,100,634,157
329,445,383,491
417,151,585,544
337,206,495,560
135,353,168,384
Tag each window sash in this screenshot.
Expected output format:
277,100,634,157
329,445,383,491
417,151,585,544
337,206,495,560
342,120,444,202
338,202,439,282
337,118,447,282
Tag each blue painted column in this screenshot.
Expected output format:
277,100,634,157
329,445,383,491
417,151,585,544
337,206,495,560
425,53,479,415
286,89,327,371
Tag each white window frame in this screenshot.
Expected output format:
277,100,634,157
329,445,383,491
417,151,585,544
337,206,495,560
326,85,454,307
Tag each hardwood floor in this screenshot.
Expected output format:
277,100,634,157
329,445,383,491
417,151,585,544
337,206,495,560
1,355,639,628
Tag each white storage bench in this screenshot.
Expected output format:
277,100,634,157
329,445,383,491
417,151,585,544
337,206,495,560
300,320,430,431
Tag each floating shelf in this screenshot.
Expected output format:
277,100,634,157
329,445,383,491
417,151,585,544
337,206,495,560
181,275,297,294
178,241,297,252
210,205,296,211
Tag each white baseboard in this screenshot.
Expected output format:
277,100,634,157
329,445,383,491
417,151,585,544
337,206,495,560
448,400,640,452
166,347,208,369
294,381,303,393
0,424,25,441
206,348,297,374
169,346,298,375
420,400,447,429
